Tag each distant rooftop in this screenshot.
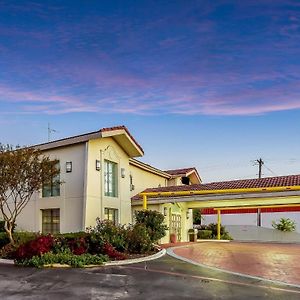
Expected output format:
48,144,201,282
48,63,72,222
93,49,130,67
132,174,300,200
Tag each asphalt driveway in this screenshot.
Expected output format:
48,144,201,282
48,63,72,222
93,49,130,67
172,241,300,286
1,254,300,299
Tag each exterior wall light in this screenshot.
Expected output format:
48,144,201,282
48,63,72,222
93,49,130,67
186,210,190,219
66,161,72,173
163,207,168,217
121,168,125,178
96,160,101,171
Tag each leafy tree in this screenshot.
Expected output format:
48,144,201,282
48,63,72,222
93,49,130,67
272,218,296,232
0,144,59,245
193,209,202,225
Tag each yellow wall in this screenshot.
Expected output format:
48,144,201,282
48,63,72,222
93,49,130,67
84,137,132,228
129,164,168,197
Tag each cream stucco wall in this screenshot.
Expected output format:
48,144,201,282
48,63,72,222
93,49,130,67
16,143,86,233
129,165,168,197
84,137,132,228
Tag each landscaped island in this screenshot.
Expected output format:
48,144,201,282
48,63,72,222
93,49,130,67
0,210,167,267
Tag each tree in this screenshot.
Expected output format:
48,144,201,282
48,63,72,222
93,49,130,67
193,209,202,225
0,144,59,245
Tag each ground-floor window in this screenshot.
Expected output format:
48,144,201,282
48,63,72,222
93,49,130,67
42,209,60,234
104,208,118,225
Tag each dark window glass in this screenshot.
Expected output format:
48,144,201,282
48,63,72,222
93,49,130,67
42,209,60,234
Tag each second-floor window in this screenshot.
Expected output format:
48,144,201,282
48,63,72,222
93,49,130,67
42,161,60,197
104,160,118,197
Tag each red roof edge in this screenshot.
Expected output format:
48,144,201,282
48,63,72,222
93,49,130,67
100,125,144,154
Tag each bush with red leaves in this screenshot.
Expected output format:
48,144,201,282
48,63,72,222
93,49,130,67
102,242,127,260
14,235,54,260
67,237,88,255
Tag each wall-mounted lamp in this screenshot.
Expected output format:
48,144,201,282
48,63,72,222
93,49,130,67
186,210,190,219
163,207,168,217
95,160,101,171
66,161,72,173
121,168,125,178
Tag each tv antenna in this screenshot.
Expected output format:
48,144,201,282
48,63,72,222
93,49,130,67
48,123,58,142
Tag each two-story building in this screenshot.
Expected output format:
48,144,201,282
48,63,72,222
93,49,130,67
15,126,200,243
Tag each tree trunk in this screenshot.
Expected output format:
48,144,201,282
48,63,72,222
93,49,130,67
4,221,14,246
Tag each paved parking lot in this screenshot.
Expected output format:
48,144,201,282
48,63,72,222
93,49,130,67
172,241,300,286
1,254,300,299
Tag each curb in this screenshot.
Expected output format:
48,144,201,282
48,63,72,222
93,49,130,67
0,249,166,268
0,258,14,265
197,239,230,243
104,248,166,266
167,246,300,290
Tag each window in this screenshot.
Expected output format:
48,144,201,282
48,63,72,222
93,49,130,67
104,208,118,225
42,209,60,234
130,174,134,191
42,161,60,197
104,160,118,197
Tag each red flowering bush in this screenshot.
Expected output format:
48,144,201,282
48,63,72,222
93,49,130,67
102,242,127,260
67,237,88,255
15,235,54,260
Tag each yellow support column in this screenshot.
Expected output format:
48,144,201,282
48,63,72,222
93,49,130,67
217,209,221,240
143,194,148,210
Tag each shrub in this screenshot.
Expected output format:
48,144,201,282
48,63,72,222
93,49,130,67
54,232,88,255
127,224,153,254
272,218,296,232
0,221,16,233
102,243,127,260
87,219,128,252
198,224,233,240
14,232,37,246
85,233,105,255
134,210,168,243
197,230,212,239
15,235,54,260
16,250,108,268
0,232,36,256
0,232,9,249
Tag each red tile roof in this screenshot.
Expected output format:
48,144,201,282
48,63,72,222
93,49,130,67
100,125,144,154
132,174,300,200
33,125,144,154
165,168,196,176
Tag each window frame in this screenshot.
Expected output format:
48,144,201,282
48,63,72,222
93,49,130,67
104,208,119,225
42,161,60,197
104,160,118,197
42,208,60,234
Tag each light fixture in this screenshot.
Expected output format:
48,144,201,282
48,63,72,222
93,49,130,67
121,168,125,178
96,160,101,171
186,210,190,219
66,161,72,173
163,207,168,217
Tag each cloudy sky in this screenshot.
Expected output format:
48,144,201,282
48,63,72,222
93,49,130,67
0,0,300,182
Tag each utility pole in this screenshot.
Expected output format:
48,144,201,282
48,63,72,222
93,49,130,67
256,158,264,179
255,158,264,226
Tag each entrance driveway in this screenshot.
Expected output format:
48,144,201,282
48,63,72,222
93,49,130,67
1,255,300,299
172,241,300,286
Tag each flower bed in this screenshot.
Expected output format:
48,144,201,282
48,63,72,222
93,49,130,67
0,210,167,268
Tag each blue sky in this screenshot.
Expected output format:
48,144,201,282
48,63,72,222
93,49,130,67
0,0,300,182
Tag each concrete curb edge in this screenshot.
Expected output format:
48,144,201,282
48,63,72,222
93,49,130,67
0,249,166,268
104,248,166,266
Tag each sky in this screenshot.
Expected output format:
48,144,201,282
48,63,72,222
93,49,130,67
0,0,300,183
